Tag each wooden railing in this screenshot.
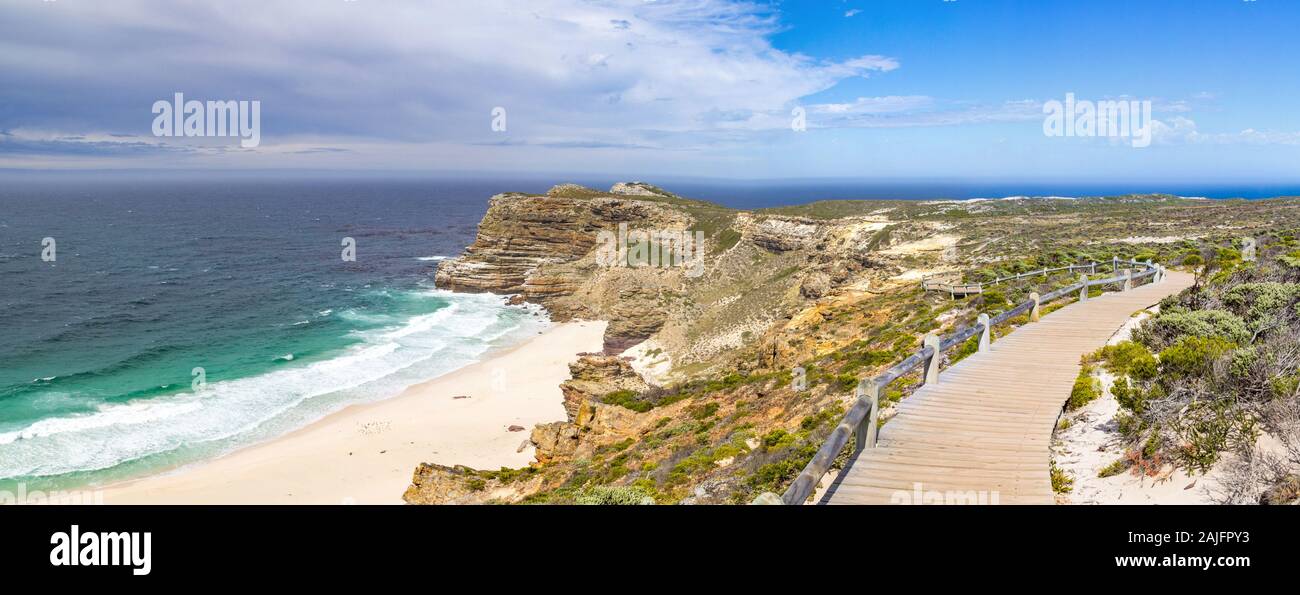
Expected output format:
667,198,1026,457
921,257,1145,297
759,258,1166,505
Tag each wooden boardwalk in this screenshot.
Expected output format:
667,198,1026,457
823,271,1195,504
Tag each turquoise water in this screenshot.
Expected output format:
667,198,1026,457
0,178,550,491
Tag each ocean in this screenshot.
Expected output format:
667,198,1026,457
0,177,557,492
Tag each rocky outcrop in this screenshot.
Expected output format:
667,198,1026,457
531,355,648,464
744,215,820,253
800,271,832,299
402,464,543,505
610,181,674,198
434,185,693,353
432,191,607,295
561,355,650,415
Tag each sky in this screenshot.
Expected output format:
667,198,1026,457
2,0,1300,185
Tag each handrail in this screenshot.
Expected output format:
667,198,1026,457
922,261,1100,294
764,258,1165,505
921,257,1151,295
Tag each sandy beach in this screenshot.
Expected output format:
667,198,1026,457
100,321,606,504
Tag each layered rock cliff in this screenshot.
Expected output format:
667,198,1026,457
433,183,912,369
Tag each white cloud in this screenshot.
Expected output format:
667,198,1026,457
804,98,1042,128
0,0,903,161
845,9,862,18
1147,116,1300,146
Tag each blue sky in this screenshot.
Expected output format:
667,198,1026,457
2,0,1299,185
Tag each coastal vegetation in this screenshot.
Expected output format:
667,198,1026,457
1083,238,1300,502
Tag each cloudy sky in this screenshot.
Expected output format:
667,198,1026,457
3,0,1300,183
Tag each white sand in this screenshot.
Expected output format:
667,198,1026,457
100,321,606,504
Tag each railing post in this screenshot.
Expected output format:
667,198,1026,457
1112,256,1118,272
923,332,941,385
854,380,881,451
1030,291,1041,322
1123,269,1132,292
1090,261,1097,274
977,313,991,352
1079,273,1089,302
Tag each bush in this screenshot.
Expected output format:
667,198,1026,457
1222,282,1300,323
601,389,653,412
1098,458,1129,478
575,485,655,505
1111,376,1143,414
1050,464,1074,494
1068,364,1101,409
1173,402,1256,473
1158,336,1237,380
1214,247,1242,265
688,402,720,420
980,289,1009,313
1136,307,1249,349
1097,341,1158,381
760,429,794,450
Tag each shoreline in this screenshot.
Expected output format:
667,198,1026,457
98,320,606,504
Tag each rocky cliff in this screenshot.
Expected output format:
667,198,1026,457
434,182,915,369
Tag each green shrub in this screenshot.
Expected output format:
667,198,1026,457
1050,464,1074,494
980,289,1009,313
689,402,720,420
601,389,653,412
1158,336,1237,380
1182,253,1204,267
1174,402,1256,473
1222,282,1300,323
1214,247,1242,264
1271,374,1300,399
1137,307,1249,349
1068,364,1101,409
1097,341,1158,380
1280,250,1300,268
1111,377,1140,413
760,429,794,450
575,485,655,505
1097,458,1129,478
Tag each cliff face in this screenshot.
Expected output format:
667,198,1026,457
435,184,695,352
434,183,913,366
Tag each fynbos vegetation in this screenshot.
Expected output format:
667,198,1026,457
1091,235,1300,503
